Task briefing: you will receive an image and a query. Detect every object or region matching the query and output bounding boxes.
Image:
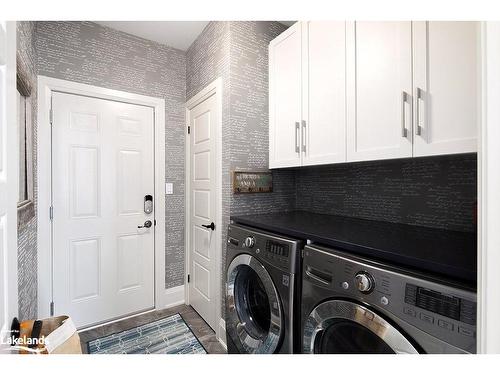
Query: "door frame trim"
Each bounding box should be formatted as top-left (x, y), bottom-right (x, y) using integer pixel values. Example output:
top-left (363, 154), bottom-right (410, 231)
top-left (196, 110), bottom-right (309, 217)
top-left (0, 21), bottom-right (18, 351)
top-left (184, 78), bottom-right (223, 338)
top-left (37, 76), bottom-right (167, 319)
top-left (478, 21), bottom-right (500, 353)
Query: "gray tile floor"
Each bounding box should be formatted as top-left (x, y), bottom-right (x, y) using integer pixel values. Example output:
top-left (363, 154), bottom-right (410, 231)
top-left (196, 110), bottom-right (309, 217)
top-left (78, 304), bottom-right (226, 354)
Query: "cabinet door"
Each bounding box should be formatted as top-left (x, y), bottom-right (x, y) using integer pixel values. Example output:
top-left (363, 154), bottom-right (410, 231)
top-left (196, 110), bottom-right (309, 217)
top-left (302, 21), bottom-right (346, 166)
top-left (346, 21), bottom-right (413, 162)
top-left (413, 21), bottom-right (479, 157)
top-left (269, 22), bottom-right (302, 168)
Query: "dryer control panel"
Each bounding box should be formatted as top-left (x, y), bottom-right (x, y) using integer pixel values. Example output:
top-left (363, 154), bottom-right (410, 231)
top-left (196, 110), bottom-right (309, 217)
top-left (303, 244), bottom-right (477, 353)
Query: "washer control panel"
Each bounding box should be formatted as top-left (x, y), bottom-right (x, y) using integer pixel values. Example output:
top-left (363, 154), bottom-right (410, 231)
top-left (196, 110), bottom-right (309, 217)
top-left (303, 244), bottom-right (477, 353)
top-left (227, 224), bottom-right (302, 273)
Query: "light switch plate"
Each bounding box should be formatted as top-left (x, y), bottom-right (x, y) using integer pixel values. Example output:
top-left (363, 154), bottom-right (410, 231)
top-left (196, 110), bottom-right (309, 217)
top-left (165, 183), bottom-right (173, 195)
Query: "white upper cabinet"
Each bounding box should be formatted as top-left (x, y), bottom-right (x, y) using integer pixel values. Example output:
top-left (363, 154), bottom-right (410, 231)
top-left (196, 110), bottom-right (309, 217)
top-left (269, 21), bottom-right (479, 169)
top-left (413, 21), bottom-right (479, 157)
top-left (302, 21), bottom-right (346, 166)
top-left (269, 22), bottom-right (302, 168)
top-left (269, 21), bottom-right (346, 168)
top-left (346, 21), bottom-right (413, 162)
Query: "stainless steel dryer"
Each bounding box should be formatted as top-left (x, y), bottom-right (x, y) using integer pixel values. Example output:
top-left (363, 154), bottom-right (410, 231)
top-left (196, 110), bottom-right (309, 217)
top-left (301, 244), bottom-right (477, 354)
top-left (225, 224), bottom-right (302, 353)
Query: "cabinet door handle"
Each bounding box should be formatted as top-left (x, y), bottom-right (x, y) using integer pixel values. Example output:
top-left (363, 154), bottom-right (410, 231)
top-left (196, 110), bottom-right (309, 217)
top-left (401, 91), bottom-right (409, 138)
top-left (415, 87), bottom-right (423, 136)
top-left (295, 121), bottom-right (300, 153)
top-left (301, 120), bottom-right (307, 153)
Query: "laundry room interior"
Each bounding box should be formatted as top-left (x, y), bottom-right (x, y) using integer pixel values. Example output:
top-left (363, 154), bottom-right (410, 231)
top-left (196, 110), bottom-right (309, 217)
top-left (2, 5), bottom-right (500, 362)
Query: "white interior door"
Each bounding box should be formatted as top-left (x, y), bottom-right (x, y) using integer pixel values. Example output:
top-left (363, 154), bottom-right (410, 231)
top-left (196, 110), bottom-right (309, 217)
top-left (346, 21), bottom-right (413, 162)
top-left (269, 22), bottom-right (303, 168)
top-left (413, 21), bottom-right (479, 157)
top-left (302, 21), bottom-right (346, 166)
top-left (188, 93), bottom-right (217, 330)
top-left (52, 92), bottom-right (155, 328)
top-left (0, 21), bottom-right (18, 351)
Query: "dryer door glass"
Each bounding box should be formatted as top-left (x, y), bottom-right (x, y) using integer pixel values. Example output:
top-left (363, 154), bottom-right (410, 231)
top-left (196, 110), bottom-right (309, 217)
top-left (314, 320), bottom-right (394, 354)
top-left (303, 300), bottom-right (418, 354)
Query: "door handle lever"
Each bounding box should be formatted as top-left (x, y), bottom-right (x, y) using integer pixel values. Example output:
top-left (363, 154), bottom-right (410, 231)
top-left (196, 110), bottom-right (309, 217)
top-left (138, 220), bottom-right (153, 229)
top-left (202, 222), bottom-right (215, 231)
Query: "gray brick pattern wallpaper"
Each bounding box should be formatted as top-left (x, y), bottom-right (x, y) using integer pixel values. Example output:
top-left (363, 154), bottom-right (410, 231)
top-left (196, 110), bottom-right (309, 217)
top-left (17, 21), bottom-right (38, 320)
top-left (229, 22), bottom-right (295, 218)
top-left (186, 21), bottom-right (294, 319)
top-left (35, 21), bottom-right (187, 289)
top-left (295, 154), bottom-right (477, 233)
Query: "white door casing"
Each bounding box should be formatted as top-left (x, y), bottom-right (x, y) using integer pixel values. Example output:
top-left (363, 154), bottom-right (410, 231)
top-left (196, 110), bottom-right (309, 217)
top-left (346, 21), bottom-right (413, 162)
top-left (269, 22), bottom-right (303, 168)
top-left (52, 92), bottom-right (155, 328)
top-left (187, 93), bottom-right (218, 330)
top-left (37, 76), bottom-right (166, 326)
top-left (302, 21), bottom-right (346, 166)
top-left (0, 21), bottom-right (18, 352)
top-left (478, 21), bottom-right (500, 354)
top-left (413, 21), bottom-right (479, 157)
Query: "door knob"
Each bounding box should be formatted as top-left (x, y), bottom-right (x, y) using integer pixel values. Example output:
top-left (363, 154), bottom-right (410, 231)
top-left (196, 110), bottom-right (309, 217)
top-left (202, 222), bottom-right (215, 231)
top-left (138, 220), bottom-right (153, 229)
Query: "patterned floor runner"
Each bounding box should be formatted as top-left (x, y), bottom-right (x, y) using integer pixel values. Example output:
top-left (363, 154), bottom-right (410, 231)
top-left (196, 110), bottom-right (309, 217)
top-left (87, 313), bottom-right (206, 354)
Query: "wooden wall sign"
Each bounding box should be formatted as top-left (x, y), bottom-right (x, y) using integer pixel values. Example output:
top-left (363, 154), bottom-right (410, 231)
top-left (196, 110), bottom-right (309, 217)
top-left (232, 171), bottom-right (273, 194)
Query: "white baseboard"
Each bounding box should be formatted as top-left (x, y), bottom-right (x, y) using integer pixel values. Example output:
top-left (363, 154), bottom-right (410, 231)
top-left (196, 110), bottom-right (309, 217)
top-left (162, 285), bottom-right (185, 309)
top-left (217, 318), bottom-right (227, 349)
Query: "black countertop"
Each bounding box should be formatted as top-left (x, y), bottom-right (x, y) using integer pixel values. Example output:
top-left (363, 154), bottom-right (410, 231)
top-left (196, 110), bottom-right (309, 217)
top-left (230, 211), bottom-right (477, 286)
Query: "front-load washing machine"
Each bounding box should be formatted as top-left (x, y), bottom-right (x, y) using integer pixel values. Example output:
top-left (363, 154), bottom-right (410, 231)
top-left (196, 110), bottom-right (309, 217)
top-left (225, 224), bottom-right (302, 353)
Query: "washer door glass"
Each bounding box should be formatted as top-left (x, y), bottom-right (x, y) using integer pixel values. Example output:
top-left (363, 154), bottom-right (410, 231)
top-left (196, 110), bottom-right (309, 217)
top-left (313, 319), bottom-right (394, 354)
top-left (303, 300), bottom-right (418, 354)
top-left (226, 254), bottom-right (283, 353)
top-left (234, 265), bottom-right (271, 340)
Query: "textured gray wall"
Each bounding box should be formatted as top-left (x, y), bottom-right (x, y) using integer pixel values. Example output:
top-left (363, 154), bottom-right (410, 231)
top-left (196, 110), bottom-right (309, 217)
top-left (295, 154), bottom-right (477, 233)
top-left (17, 21), bottom-right (38, 321)
top-left (186, 21), bottom-right (294, 319)
top-left (35, 21), bottom-right (187, 289)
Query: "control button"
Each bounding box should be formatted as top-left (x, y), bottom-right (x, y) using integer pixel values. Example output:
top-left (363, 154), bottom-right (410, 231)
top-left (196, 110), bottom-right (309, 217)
top-left (403, 307), bottom-right (416, 317)
top-left (438, 320), bottom-right (454, 331)
top-left (419, 313), bottom-right (434, 324)
top-left (354, 271), bottom-right (375, 294)
top-left (244, 236), bottom-right (255, 248)
top-left (255, 248), bottom-right (260, 254)
top-left (458, 326), bottom-right (475, 337)
top-left (341, 282), bottom-right (349, 290)
top-left (380, 296), bottom-right (389, 306)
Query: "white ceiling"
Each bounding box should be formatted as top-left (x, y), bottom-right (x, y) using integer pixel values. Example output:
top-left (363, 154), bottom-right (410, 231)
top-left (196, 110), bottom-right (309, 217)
top-left (95, 21), bottom-right (295, 51)
top-left (95, 21), bottom-right (210, 51)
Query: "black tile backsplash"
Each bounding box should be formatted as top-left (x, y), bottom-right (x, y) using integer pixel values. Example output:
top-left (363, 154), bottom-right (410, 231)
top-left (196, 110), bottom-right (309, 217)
top-left (294, 154), bottom-right (477, 233)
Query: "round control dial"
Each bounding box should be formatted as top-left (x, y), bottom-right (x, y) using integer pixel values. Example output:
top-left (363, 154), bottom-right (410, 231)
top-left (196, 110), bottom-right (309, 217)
top-left (354, 271), bottom-right (375, 294)
top-left (244, 236), bottom-right (255, 248)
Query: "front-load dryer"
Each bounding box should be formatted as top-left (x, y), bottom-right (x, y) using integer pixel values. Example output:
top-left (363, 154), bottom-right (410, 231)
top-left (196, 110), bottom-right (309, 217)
top-left (301, 244), bottom-right (476, 354)
top-left (225, 224), bottom-right (302, 353)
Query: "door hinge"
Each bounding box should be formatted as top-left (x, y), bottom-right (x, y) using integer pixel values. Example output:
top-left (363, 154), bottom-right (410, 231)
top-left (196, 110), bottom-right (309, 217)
top-left (49, 206), bottom-right (54, 221)
top-left (49, 301), bottom-right (54, 316)
top-left (49, 106), bottom-right (53, 125)
top-left (187, 126), bottom-right (191, 134)
top-left (187, 274), bottom-right (190, 283)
